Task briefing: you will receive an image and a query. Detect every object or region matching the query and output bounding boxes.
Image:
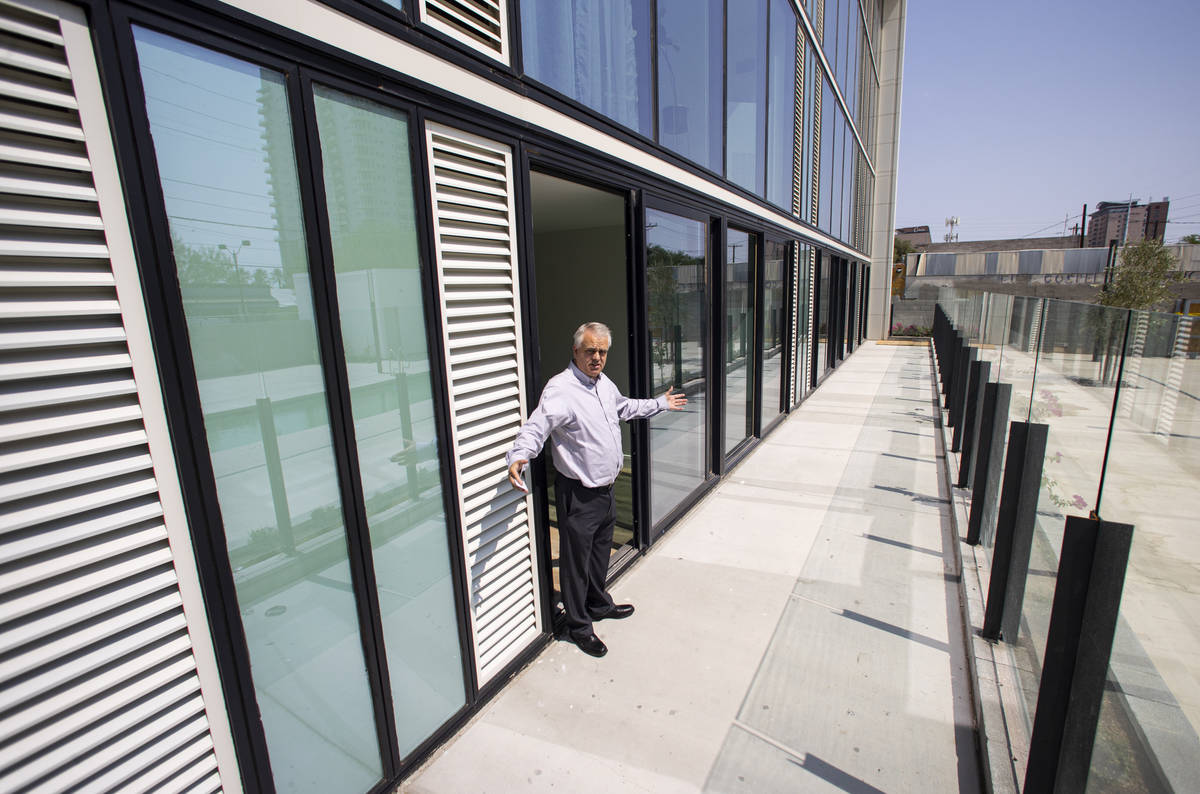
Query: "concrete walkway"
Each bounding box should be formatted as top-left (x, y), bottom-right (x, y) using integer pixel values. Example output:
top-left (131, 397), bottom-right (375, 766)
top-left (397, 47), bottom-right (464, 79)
top-left (406, 342), bottom-right (983, 793)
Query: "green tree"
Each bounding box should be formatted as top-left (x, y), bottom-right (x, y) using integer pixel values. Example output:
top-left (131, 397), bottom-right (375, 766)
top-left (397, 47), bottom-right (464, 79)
top-left (170, 231), bottom-right (237, 286)
top-left (893, 236), bottom-right (916, 263)
top-left (1180, 233), bottom-right (1200, 245)
top-left (1099, 239), bottom-right (1183, 310)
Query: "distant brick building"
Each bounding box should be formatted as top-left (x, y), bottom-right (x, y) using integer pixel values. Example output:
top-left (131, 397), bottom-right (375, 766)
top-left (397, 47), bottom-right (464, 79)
top-left (1087, 199), bottom-right (1169, 247)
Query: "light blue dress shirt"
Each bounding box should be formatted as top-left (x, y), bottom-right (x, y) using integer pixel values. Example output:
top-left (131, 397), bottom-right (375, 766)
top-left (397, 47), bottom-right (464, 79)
top-left (507, 361), bottom-right (668, 488)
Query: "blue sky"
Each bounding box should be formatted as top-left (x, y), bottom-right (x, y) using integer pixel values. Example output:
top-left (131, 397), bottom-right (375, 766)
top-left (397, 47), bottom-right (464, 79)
top-left (894, 0), bottom-right (1200, 243)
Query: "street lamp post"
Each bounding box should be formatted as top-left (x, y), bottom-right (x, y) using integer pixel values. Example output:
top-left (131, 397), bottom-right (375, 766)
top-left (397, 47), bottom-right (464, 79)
top-left (218, 239), bottom-right (252, 316)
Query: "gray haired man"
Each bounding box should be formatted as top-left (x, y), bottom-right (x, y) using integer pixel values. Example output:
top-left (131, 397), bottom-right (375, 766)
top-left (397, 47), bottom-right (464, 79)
top-left (506, 322), bottom-right (687, 657)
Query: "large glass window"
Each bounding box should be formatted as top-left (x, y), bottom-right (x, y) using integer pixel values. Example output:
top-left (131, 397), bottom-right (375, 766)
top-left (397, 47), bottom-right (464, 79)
top-left (646, 208), bottom-right (708, 526)
top-left (724, 228), bottom-right (756, 456)
top-left (311, 86), bottom-right (465, 759)
top-left (726, 0), bottom-right (768, 194)
top-left (657, 0), bottom-right (723, 173)
top-left (520, 0), bottom-right (653, 138)
top-left (831, 108), bottom-right (844, 242)
top-left (762, 239), bottom-right (787, 426)
top-left (766, 0), bottom-right (796, 210)
top-left (134, 29), bottom-right (382, 792)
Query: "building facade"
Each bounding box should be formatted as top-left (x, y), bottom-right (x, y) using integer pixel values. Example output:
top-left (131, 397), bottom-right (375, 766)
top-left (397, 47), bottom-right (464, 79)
top-left (1087, 198), bottom-right (1169, 247)
top-left (0, 0), bottom-right (906, 790)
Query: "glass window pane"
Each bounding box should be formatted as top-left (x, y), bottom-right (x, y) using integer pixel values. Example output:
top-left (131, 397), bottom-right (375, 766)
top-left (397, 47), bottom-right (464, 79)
top-left (657, 0), bottom-right (724, 173)
top-left (766, 0), bottom-right (796, 209)
top-left (133, 28), bottom-right (382, 792)
top-left (646, 209), bottom-right (708, 526)
top-left (762, 240), bottom-right (787, 426)
top-left (725, 229), bottom-right (755, 454)
top-left (726, 0), bottom-right (768, 194)
top-left (312, 85), bottom-right (466, 758)
top-left (520, 0), bottom-right (653, 137)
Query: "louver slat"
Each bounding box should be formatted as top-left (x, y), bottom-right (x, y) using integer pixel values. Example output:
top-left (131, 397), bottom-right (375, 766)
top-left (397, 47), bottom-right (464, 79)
top-left (0, 2), bottom-right (227, 790)
top-left (425, 122), bottom-right (540, 685)
top-left (419, 0), bottom-right (508, 64)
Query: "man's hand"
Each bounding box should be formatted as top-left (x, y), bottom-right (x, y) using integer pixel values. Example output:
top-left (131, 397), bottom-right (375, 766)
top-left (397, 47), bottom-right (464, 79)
top-left (664, 386), bottom-right (688, 410)
top-left (508, 459), bottom-right (529, 492)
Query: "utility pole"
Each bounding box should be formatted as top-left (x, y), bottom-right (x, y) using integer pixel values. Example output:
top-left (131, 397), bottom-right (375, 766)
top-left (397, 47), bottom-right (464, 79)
top-left (1080, 204), bottom-right (1087, 247)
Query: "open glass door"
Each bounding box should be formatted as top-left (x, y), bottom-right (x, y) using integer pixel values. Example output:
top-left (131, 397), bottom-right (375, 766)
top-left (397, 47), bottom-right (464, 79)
top-left (527, 171), bottom-right (637, 611)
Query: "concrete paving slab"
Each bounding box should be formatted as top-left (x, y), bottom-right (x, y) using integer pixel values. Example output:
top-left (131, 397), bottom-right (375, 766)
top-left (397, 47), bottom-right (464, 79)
top-left (404, 343), bottom-right (982, 793)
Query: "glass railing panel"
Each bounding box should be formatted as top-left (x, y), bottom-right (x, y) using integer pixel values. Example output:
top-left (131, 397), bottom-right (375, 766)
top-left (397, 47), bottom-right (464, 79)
top-left (1010, 300), bottom-right (1128, 735)
top-left (1001, 296), bottom-right (1042, 423)
top-left (1088, 309), bottom-right (1200, 792)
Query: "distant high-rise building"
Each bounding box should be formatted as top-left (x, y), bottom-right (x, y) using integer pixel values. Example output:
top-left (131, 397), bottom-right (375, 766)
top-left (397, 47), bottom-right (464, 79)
top-left (1087, 199), bottom-right (1169, 247)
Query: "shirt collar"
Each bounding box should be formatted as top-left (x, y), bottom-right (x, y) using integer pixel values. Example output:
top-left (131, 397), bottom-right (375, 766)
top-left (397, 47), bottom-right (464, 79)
top-left (569, 360), bottom-right (599, 386)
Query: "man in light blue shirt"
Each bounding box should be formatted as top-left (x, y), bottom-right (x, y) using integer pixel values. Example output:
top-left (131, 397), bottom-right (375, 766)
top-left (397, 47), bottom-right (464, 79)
top-left (507, 322), bottom-right (686, 657)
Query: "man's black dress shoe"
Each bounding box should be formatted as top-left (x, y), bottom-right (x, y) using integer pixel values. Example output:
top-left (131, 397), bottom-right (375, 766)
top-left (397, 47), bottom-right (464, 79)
top-left (572, 633), bottom-right (608, 657)
top-left (591, 604), bottom-right (635, 620)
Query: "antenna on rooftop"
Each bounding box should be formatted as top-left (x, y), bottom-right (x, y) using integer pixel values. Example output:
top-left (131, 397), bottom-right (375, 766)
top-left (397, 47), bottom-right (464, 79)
top-left (943, 216), bottom-right (959, 243)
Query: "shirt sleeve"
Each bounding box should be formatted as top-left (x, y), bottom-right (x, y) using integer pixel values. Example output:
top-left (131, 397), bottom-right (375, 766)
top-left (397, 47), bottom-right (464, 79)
top-left (506, 390), bottom-right (568, 465)
top-left (615, 391), bottom-right (668, 421)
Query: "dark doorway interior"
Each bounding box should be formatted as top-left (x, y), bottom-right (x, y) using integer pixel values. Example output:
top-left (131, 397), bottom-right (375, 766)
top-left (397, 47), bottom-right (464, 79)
top-left (528, 171), bottom-right (634, 612)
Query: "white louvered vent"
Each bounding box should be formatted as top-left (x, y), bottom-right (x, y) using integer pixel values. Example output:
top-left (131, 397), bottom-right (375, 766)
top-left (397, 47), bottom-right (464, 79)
top-left (805, 247), bottom-right (815, 389)
top-left (0, 1), bottom-right (225, 791)
top-left (788, 244), bottom-right (798, 407)
top-left (423, 122), bottom-right (541, 685)
top-left (419, 0), bottom-right (509, 65)
top-left (810, 64), bottom-right (822, 227)
top-left (791, 22), bottom-right (803, 220)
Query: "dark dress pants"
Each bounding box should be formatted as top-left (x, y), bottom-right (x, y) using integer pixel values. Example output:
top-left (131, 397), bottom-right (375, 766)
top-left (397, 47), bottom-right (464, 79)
top-left (555, 474), bottom-right (617, 640)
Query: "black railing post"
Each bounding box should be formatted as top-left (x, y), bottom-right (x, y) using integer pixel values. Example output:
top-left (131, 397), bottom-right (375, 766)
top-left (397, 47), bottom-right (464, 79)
top-left (982, 421), bottom-right (1049, 640)
top-left (954, 358), bottom-right (988, 468)
top-left (1023, 516), bottom-right (1134, 793)
top-left (949, 345), bottom-right (976, 451)
top-left (957, 359), bottom-right (991, 487)
top-left (967, 382), bottom-right (1012, 545)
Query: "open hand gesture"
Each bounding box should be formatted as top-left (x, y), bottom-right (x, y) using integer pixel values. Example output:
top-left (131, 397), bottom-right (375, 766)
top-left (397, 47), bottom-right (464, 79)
top-left (664, 386), bottom-right (688, 410)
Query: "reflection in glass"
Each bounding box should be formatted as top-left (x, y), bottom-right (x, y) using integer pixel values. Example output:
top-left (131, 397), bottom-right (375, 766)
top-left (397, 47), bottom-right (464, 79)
top-left (646, 209), bottom-right (708, 526)
top-left (725, 229), bottom-right (756, 454)
top-left (657, 0), bottom-right (723, 173)
top-left (1096, 309), bottom-right (1200, 792)
top-left (134, 29), bottom-right (381, 792)
top-left (520, 0), bottom-right (653, 137)
top-left (766, 0), bottom-right (796, 209)
top-left (726, 0), bottom-right (767, 195)
top-left (762, 240), bottom-right (787, 426)
top-left (312, 86), bottom-right (465, 758)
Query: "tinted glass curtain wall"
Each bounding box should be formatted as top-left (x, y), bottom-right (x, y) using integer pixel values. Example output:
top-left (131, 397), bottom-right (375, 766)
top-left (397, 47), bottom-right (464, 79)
top-left (657, 0), bottom-right (723, 173)
top-left (725, 0), bottom-right (767, 195)
top-left (520, 0), bottom-right (653, 138)
top-left (133, 27), bottom-right (465, 791)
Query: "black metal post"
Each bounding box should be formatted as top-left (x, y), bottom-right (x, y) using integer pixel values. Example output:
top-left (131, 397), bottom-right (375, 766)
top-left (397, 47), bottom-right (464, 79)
top-left (256, 396), bottom-right (295, 554)
top-left (957, 359), bottom-right (991, 488)
top-left (1023, 516), bottom-right (1134, 793)
top-left (955, 359), bottom-right (984, 467)
top-left (982, 421), bottom-right (1049, 640)
top-left (967, 382), bottom-right (1012, 545)
top-left (949, 345), bottom-right (976, 450)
